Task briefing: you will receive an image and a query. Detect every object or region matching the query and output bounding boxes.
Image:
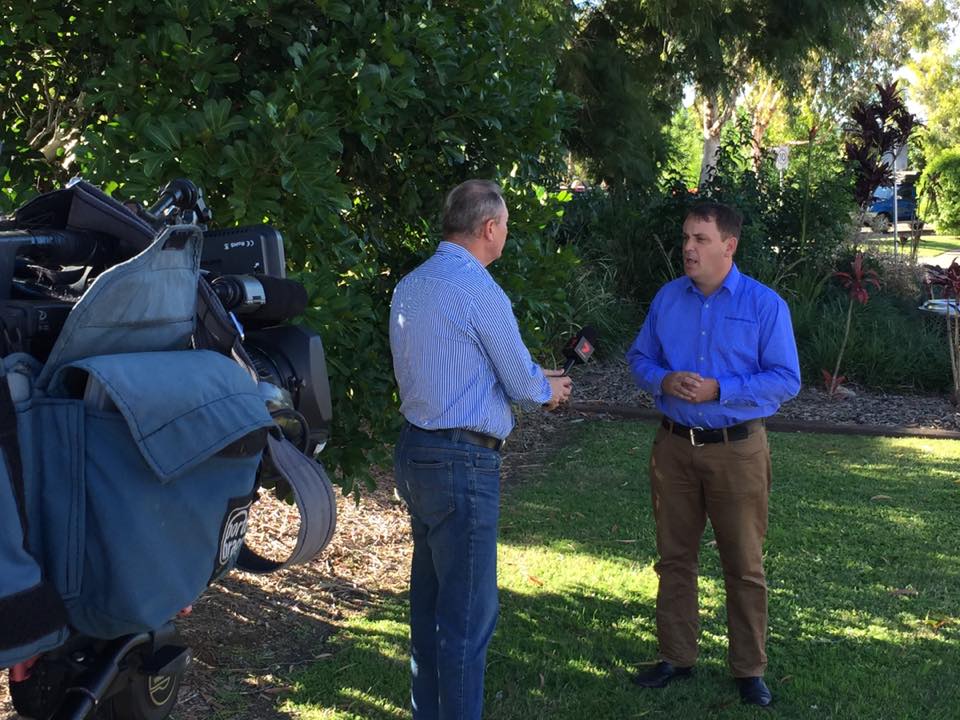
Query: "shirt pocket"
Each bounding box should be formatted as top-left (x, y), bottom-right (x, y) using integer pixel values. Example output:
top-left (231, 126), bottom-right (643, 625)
top-left (717, 316), bottom-right (761, 368)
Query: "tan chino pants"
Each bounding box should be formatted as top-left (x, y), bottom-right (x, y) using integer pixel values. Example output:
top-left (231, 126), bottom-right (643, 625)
top-left (648, 420), bottom-right (772, 677)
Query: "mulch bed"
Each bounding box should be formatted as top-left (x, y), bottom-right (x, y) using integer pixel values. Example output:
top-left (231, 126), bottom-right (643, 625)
top-left (3, 358), bottom-right (958, 719)
top-left (570, 359), bottom-right (960, 430)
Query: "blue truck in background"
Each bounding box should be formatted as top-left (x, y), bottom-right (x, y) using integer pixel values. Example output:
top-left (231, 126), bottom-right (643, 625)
top-left (864, 183), bottom-right (918, 232)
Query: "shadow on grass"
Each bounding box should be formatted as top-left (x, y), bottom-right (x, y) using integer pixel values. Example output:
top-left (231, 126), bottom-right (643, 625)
top-left (289, 424), bottom-right (960, 719)
top-left (288, 581), bottom-right (960, 720)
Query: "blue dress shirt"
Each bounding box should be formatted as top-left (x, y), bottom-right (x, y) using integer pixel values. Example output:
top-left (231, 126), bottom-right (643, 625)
top-left (389, 241), bottom-right (551, 439)
top-left (626, 264), bottom-right (801, 428)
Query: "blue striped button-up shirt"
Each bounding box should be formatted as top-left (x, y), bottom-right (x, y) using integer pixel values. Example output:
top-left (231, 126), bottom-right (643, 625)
top-left (389, 241), bottom-right (551, 439)
top-left (626, 264), bottom-right (801, 428)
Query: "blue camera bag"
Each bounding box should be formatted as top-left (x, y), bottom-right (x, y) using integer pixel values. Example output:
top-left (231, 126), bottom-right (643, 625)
top-left (18, 350), bottom-right (272, 640)
top-left (0, 189), bottom-right (275, 665)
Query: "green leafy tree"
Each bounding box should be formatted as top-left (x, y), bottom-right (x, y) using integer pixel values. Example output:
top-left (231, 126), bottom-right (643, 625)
top-left (559, 0), bottom-right (888, 188)
top-left (799, 0), bottom-right (957, 119)
top-left (688, 1), bottom-right (955, 197)
top-left (919, 148), bottom-right (960, 234)
top-left (558, 6), bottom-right (682, 187)
top-left (0, 0), bottom-right (576, 492)
top-left (909, 41), bottom-right (960, 158)
top-left (662, 105), bottom-right (702, 188)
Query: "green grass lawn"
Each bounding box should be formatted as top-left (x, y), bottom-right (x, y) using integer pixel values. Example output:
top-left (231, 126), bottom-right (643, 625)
top-left (867, 234), bottom-right (960, 257)
top-left (285, 422), bottom-right (960, 719)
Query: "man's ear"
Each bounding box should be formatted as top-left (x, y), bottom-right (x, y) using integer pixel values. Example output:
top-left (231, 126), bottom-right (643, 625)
top-left (481, 217), bottom-right (497, 242)
top-left (725, 235), bottom-right (739, 257)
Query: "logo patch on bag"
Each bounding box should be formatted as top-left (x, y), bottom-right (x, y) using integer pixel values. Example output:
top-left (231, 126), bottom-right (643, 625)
top-left (210, 495), bottom-right (253, 582)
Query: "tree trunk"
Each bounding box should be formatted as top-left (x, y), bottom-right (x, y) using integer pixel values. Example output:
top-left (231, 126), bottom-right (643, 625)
top-left (698, 90), bottom-right (734, 187)
top-left (699, 134), bottom-right (721, 187)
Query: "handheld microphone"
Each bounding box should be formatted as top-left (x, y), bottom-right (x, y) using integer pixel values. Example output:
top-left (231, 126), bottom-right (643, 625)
top-left (561, 325), bottom-right (598, 375)
top-left (211, 273), bottom-right (308, 327)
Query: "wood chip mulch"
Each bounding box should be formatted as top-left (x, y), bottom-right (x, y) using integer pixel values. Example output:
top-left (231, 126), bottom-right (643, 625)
top-left (571, 358), bottom-right (960, 431)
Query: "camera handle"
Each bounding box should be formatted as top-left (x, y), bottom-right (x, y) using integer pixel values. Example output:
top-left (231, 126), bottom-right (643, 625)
top-left (143, 179), bottom-right (212, 229)
top-left (0, 230), bottom-right (100, 300)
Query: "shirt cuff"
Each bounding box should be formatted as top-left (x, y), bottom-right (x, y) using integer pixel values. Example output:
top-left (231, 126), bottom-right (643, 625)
top-left (716, 376), bottom-right (754, 407)
top-left (650, 368), bottom-right (670, 397)
top-left (536, 374), bottom-right (552, 404)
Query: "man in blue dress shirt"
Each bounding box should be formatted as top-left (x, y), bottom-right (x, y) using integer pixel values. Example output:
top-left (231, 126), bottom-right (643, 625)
top-left (389, 179), bottom-right (573, 720)
top-left (625, 201), bottom-right (800, 707)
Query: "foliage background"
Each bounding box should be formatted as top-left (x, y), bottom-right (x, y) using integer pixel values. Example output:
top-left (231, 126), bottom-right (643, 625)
top-left (0, 0), bottom-right (580, 490)
top-left (3, 0), bottom-right (958, 492)
top-left (919, 148), bottom-right (960, 234)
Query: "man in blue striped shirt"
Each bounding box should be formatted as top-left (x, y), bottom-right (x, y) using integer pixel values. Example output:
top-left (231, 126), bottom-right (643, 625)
top-left (626, 201), bottom-right (800, 707)
top-left (389, 179), bottom-right (572, 720)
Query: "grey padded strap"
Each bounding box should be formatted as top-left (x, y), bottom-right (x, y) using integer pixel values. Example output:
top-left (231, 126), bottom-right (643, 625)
top-left (236, 432), bottom-right (337, 573)
top-left (37, 225), bottom-right (201, 392)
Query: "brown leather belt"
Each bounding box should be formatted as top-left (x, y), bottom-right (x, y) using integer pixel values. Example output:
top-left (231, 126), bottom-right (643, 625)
top-left (661, 417), bottom-right (758, 446)
top-left (411, 424), bottom-right (504, 451)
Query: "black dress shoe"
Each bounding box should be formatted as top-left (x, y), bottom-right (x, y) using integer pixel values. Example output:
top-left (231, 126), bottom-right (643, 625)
top-left (631, 661), bottom-right (693, 688)
top-left (736, 676), bottom-right (772, 706)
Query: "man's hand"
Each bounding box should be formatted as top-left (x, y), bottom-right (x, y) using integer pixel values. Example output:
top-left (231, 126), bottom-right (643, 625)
top-left (544, 373), bottom-right (573, 410)
top-left (689, 377), bottom-right (719, 403)
top-left (661, 371), bottom-right (700, 401)
top-left (661, 372), bottom-right (719, 403)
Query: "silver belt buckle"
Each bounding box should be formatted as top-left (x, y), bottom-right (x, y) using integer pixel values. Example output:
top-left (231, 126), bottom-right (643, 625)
top-left (690, 426), bottom-right (704, 447)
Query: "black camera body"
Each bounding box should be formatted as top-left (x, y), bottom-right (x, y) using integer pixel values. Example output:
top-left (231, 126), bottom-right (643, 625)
top-left (200, 225), bottom-right (332, 454)
top-left (0, 198), bottom-right (332, 454)
top-left (0, 298), bottom-right (72, 359)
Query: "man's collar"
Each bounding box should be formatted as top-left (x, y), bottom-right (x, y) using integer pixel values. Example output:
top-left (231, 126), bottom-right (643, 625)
top-left (437, 240), bottom-right (485, 268)
top-left (684, 263), bottom-right (741, 296)
top-left (721, 263), bottom-right (742, 294)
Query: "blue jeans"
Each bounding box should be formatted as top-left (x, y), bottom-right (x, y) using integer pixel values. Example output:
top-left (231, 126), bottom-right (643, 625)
top-left (393, 423), bottom-right (502, 720)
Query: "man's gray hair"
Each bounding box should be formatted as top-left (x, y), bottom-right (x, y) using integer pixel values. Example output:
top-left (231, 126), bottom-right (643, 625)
top-left (442, 180), bottom-right (505, 239)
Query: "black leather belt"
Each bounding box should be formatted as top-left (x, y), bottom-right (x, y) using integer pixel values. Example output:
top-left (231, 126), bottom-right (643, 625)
top-left (411, 424), bottom-right (504, 451)
top-left (661, 417), bottom-right (756, 446)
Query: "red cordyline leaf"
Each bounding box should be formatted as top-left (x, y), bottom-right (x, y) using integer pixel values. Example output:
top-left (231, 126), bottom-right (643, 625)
top-left (926, 259), bottom-right (960, 298)
top-left (834, 252), bottom-right (880, 304)
top-left (821, 369), bottom-right (846, 391)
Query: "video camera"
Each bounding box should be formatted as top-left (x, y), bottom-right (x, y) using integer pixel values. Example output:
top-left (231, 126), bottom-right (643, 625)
top-left (0, 178), bottom-right (331, 454)
top-left (0, 178), bottom-right (336, 720)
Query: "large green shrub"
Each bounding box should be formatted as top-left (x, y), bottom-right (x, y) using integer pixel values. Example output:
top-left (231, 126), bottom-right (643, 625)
top-left (561, 117), bottom-right (857, 315)
top-left (919, 148), bottom-right (960, 234)
top-left (787, 248), bottom-right (950, 392)
top-left (0, 0), bottom-right (576, 491)
top-left (556, 181), bottom-right (689, 307)
top-left (701, 117), bottom-right (857, 292)
top-left (791, 290), bottom-right (950, 392)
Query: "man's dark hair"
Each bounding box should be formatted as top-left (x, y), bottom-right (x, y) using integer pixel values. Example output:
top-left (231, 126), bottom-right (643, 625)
top-left (442, 180), bottom-right (505, 238)
top-left (685, 201), bottom-right (743, 239)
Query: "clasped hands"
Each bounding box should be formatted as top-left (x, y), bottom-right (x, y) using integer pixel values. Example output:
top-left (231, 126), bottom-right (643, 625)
top-left (543, 368), bottom-right (572, 410)
top-left (661, 371), bottom-right (719, 404)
